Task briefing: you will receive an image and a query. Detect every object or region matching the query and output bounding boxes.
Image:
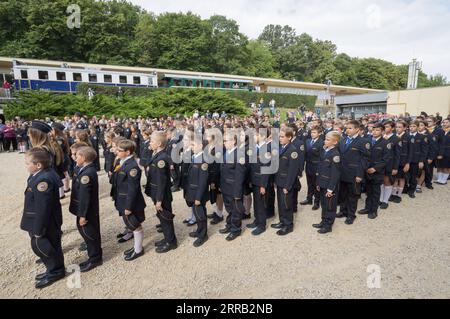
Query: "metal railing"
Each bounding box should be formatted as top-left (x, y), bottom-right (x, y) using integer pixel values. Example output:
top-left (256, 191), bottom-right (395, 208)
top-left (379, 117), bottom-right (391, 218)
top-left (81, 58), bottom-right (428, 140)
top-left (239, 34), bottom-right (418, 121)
top-left (0, 88), bottom-right (14, 99)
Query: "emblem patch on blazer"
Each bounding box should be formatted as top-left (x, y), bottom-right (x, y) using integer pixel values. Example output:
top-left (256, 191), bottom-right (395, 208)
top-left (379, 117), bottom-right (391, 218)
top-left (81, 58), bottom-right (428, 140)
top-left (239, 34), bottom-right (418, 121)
top-left (157, 160), bottom-right (165, 168)
top-left (129, 169), bottom-right (138, 177)
top-left (37, 182), bottom-right (48, 192)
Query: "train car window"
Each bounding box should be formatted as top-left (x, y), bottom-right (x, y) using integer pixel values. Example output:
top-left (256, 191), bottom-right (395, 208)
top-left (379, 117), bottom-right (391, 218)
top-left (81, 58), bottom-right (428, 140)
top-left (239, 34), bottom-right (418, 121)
top-left (0, 74), bottom-right (4, 82)
top-left (73, 73), bottom-right (82, 81)
top-left (119, 75), bottom-right (127, 84)
top-left (133, 76), bottom-right (141, 85)
top-left (104, 74), bottom-right (112, 83)
top-left (89, 74), bottom-right (97, 82)
top-left (56, 72), bottom-right (66, 81)
top-left (38, 71), bottom-right (49, 80)
top-left (21, 70), bottom-right (28, 79)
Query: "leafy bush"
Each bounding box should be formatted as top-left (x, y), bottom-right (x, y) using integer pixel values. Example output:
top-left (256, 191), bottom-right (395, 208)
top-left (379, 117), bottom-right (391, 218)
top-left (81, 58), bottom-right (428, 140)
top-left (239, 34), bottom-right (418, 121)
top-left (77, 84), bottom-right (317, 109)
top-left (5, 89), bottom-right (249, 120)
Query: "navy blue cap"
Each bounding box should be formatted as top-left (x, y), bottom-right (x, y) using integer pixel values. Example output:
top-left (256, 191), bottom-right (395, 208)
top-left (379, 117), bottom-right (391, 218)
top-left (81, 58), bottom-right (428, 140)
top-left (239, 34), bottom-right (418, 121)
top-left (31, 120), bottom-right (52, 134)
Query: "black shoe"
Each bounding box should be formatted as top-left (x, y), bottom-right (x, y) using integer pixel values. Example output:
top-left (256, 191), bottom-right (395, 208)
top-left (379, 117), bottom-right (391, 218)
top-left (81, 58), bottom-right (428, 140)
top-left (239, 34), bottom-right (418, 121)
top-left (336, 212), bottom-right (346, 218)
top-left (118, 234), bottom-right (134, 243)
top-left (408, 193), bottom-right (416, 199)
top-left (156, 224), bottom-right (162, 228)
top-left (300, 200), bottom-right (312, 205)
top-left (368, 213), bottom-right (378, 219)
top-left (80, 260), bottom-right (103, 273)
top-left (187, 220), bottom-right (197, 227)
top-left (154, 239), bottom-right (166, 247)
top-left (219, 227), bottom-right (231, 234)
top-left (392, 195), bottom-right (402, 203)
top-left (226, 232), bottom-right (241, 241)
top-left (345, 218), bottom-right (355, 225)
top-left (246, 222), bottom-right (258, 229)
top-left (59, 195), bottom-right (66, 200)
top-left (358, 208), bottom-right (369, 215)
top-left (210, 215), bottom-right (224, 225)
top-left (318, 228), bottom-right (332, 234)
top-left (123, 247), bottom-right (134, 256)
top-left (157, 228), bottom-right (163, 233)
top-left (35, 258), bottom-right (43, 264)
top-left (252, 227), bottom-right (266, 236)
top-left (183, 218), bottom-right (190, 224)
top-left (116, 233), bottom-right (125, 239)
top-left (193, 236), bottom-right (208, 247)
top-left (271, 222), bottom-right (284, 229)
top-left (79, 242), bottom-right (87, 252)
top-left (207, 212), bottom-right (216, 219)
top-left (124, 249), bottom-right (144, 261)
top-left (35, 272), bottom-right (47, 281)
top-left (170, 186), bottom-right (180, 192)
top-left (379, 203), bottom-right (388, 210)
top-left (312, 223), bottom-right (323, 229)
top-left (426, 185), bottom-right (434, 190)
top-left (242, 213), bottom-right (252, 220)
top-left (312, 204), bottom-right (320, 211)
top-left (277, 226), bottom-right (294, 236)
top-left (156, 242), bottom-right (178, 253)
top-left (35, 273), bottom-right (65, 289)
top-left (64, 188), bottom-right (71, 193)
top-left (189, 232), bottom-right (198, 238)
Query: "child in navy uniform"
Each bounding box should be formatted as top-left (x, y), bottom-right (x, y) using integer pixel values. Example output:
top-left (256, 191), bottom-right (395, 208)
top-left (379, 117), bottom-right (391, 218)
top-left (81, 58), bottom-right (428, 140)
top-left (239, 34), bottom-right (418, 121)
top-left (113, 139), bottom-right (147, 261)
top-left (21, 148), bottom-right (65, 289)
top-left (69, 146), bottom-right (102, 272)
top-left (313, 131), bottom-right (341, 234)
top-left (301, 126), bottom-right (324, 210)
top-left (145, 131), bottom-right (178, 253)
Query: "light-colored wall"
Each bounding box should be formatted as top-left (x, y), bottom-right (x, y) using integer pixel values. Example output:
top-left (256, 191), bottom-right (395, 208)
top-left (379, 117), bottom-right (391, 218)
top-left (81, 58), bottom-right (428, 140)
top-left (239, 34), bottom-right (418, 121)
top-left (387, 86), bottom-right (450, 116)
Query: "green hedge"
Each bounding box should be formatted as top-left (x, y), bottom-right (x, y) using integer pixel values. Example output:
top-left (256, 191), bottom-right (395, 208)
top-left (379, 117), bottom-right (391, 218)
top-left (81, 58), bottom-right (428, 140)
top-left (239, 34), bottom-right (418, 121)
top-left (77, 84), bottom-right (317, 109)
top-left (4, 89), bottom-right (249, 120)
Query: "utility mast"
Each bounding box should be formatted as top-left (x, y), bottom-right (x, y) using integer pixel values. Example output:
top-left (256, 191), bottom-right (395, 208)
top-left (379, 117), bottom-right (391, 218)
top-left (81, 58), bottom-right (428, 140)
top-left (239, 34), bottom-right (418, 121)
top-left (407, 59), bottom-right (422, 90)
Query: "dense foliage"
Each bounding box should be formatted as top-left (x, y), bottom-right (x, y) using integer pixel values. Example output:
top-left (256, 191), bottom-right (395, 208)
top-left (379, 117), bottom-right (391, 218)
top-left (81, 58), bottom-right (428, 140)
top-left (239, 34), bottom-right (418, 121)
top-left (4, 89), bottom-right (251, 120)
top-left (1, 0), bottom-right (447, 90)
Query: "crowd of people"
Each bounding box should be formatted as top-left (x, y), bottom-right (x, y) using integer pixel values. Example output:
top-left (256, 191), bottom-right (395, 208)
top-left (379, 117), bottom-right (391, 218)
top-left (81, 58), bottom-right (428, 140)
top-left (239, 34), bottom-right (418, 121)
top-left (10, 108), bottom-right (450, 289)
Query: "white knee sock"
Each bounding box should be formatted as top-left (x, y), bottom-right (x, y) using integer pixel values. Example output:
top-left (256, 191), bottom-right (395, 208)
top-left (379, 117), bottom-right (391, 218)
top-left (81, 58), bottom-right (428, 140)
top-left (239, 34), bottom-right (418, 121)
top-left (133, 230), bottom-right (143, 254)
top-left (380, 184), bottom-right (385, 202)
top-left (392, 186), bottom-right (399, 196)
top-left (383, 186), bottom-right (393, 203)
top-left (441, 173), bottom-right (449, 183)
top-left (190, 208), bottom-right (197, 222)
top-left (122, 231), bottom-right (133, 240)
top-left (216, 205), bottom-right (223, 217)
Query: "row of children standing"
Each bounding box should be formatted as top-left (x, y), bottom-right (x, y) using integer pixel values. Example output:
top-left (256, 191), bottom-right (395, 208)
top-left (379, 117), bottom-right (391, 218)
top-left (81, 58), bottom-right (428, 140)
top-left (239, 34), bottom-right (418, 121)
top-left (21, 115), bottom-right (450, 289)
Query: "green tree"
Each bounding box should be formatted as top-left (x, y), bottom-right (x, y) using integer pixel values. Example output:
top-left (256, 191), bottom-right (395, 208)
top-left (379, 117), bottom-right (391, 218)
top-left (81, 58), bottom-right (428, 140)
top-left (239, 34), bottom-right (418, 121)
top-left (207, 15), bottom-right (249, 75)
top-left (241, 40), bottom-right (279, 78)
top-left (134, 12), bottom-right (214, 71)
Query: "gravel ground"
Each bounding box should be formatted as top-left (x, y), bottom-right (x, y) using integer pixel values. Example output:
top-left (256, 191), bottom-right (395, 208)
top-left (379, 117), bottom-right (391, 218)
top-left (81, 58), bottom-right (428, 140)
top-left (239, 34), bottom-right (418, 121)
top-left (1, 151), bottom-right (449, 299)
